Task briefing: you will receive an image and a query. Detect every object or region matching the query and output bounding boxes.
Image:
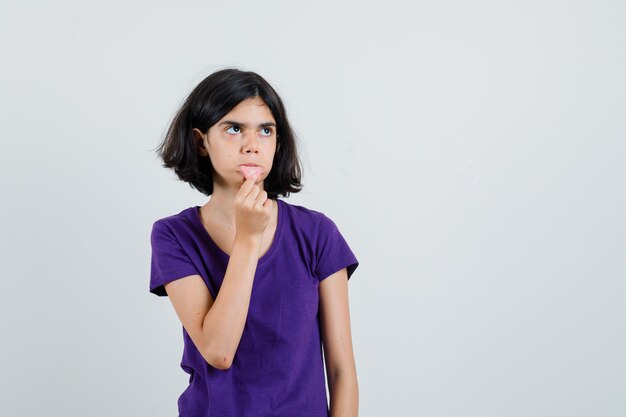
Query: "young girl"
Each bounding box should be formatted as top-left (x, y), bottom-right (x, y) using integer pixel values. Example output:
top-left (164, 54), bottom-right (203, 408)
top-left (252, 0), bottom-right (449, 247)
top-left (149, 68), bottom-right (359, 417)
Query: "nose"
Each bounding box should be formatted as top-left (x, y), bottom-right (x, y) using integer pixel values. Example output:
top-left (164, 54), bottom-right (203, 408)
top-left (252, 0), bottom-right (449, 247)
top-left (241, 130), bottom-right (260, 153)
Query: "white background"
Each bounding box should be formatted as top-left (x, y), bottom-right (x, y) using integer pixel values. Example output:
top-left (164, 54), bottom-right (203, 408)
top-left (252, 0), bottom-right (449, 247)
top-left (1, 1), bottom-right (625, 416)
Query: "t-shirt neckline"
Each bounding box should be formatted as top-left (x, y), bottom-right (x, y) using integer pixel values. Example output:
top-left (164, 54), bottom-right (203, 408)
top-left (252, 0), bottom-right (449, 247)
top-left (191, 198), bottom-right (284, 266)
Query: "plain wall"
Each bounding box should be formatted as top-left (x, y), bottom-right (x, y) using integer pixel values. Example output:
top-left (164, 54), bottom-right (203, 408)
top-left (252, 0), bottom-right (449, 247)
top-left (1, 0), bottom-right (624, 416)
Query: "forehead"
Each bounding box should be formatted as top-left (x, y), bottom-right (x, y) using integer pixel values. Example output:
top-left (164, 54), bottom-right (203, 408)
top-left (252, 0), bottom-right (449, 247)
top-left (224, 97), bottom-right (274, 121)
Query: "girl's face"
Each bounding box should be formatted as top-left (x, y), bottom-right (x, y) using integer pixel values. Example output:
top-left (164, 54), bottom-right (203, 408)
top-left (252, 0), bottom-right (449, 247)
top-left (193, 96), bottom-right (278, 190)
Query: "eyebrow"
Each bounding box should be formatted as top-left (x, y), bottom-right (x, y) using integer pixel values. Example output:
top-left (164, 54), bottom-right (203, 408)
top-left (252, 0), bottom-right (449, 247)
top-left (218, 120), bottom-right (276, 128)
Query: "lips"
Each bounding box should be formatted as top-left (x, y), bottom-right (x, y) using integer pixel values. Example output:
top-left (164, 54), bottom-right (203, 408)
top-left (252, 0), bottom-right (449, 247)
top-left (239, 165), bottom-right (263, 180)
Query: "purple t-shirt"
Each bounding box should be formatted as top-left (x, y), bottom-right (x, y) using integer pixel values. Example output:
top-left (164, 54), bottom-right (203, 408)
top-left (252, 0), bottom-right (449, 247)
top-left (149, 198), bottom-right (359, 417)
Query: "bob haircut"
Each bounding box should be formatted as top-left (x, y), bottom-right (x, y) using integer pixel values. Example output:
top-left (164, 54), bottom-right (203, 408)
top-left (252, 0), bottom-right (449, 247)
top-left (155, 68), bottom-right (303, 199)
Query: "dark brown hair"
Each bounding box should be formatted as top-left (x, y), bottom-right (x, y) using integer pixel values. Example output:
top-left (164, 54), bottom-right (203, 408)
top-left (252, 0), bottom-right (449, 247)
top-left (154, 68), bottom-right (303, 199)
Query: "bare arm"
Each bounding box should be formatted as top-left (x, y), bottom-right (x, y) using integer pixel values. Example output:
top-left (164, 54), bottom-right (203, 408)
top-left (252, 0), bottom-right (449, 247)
top-left (164, 174), bottom-right (272, 370)
top-left (319, 267), bottom-right (359, 417)
top-left (165, 234), bottom-right (262, 370)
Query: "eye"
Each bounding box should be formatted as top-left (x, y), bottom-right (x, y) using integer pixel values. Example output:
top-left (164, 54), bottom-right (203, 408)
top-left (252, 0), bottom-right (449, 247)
top-left (226, 126), bottom-right (241, 134)
top-left (260, 127), bottom-right (273, 136)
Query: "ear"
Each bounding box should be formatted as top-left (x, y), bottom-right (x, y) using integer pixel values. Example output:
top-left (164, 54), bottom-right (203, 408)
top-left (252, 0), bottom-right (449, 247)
top-left (192, 128), bottom-right (209, 157)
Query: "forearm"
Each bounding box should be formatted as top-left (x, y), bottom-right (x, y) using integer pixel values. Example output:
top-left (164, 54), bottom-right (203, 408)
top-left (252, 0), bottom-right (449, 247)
top-left (328, 371), bottom-right (359, 417)
top-left (201, 233), bottom-right (262, 368)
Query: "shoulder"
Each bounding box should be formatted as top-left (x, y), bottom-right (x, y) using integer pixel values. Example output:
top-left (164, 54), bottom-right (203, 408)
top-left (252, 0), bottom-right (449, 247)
top-left (151, 207), bottom-right (197, 238)
top-left (278, 199), bottom-right (333, 232)
top-left (278, 200), bottom-right (344, 252)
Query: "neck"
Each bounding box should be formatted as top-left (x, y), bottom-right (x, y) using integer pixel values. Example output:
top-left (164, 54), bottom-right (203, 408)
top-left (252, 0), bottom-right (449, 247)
top-left (202, 179), bottom-right (269, 229)
top-left (204, 191), bottom-right (237, 229)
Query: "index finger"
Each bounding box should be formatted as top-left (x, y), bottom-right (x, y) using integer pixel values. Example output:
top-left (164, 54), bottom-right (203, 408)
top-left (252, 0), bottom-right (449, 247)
top-left (237, 173), bottom-right (260, 196)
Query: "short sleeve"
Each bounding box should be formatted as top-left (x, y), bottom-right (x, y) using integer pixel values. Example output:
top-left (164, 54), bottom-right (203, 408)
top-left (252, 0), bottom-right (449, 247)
top-left (150, 221), bottom-right (200, 297)
top-left (314, 214), bottom-right (359, 282)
